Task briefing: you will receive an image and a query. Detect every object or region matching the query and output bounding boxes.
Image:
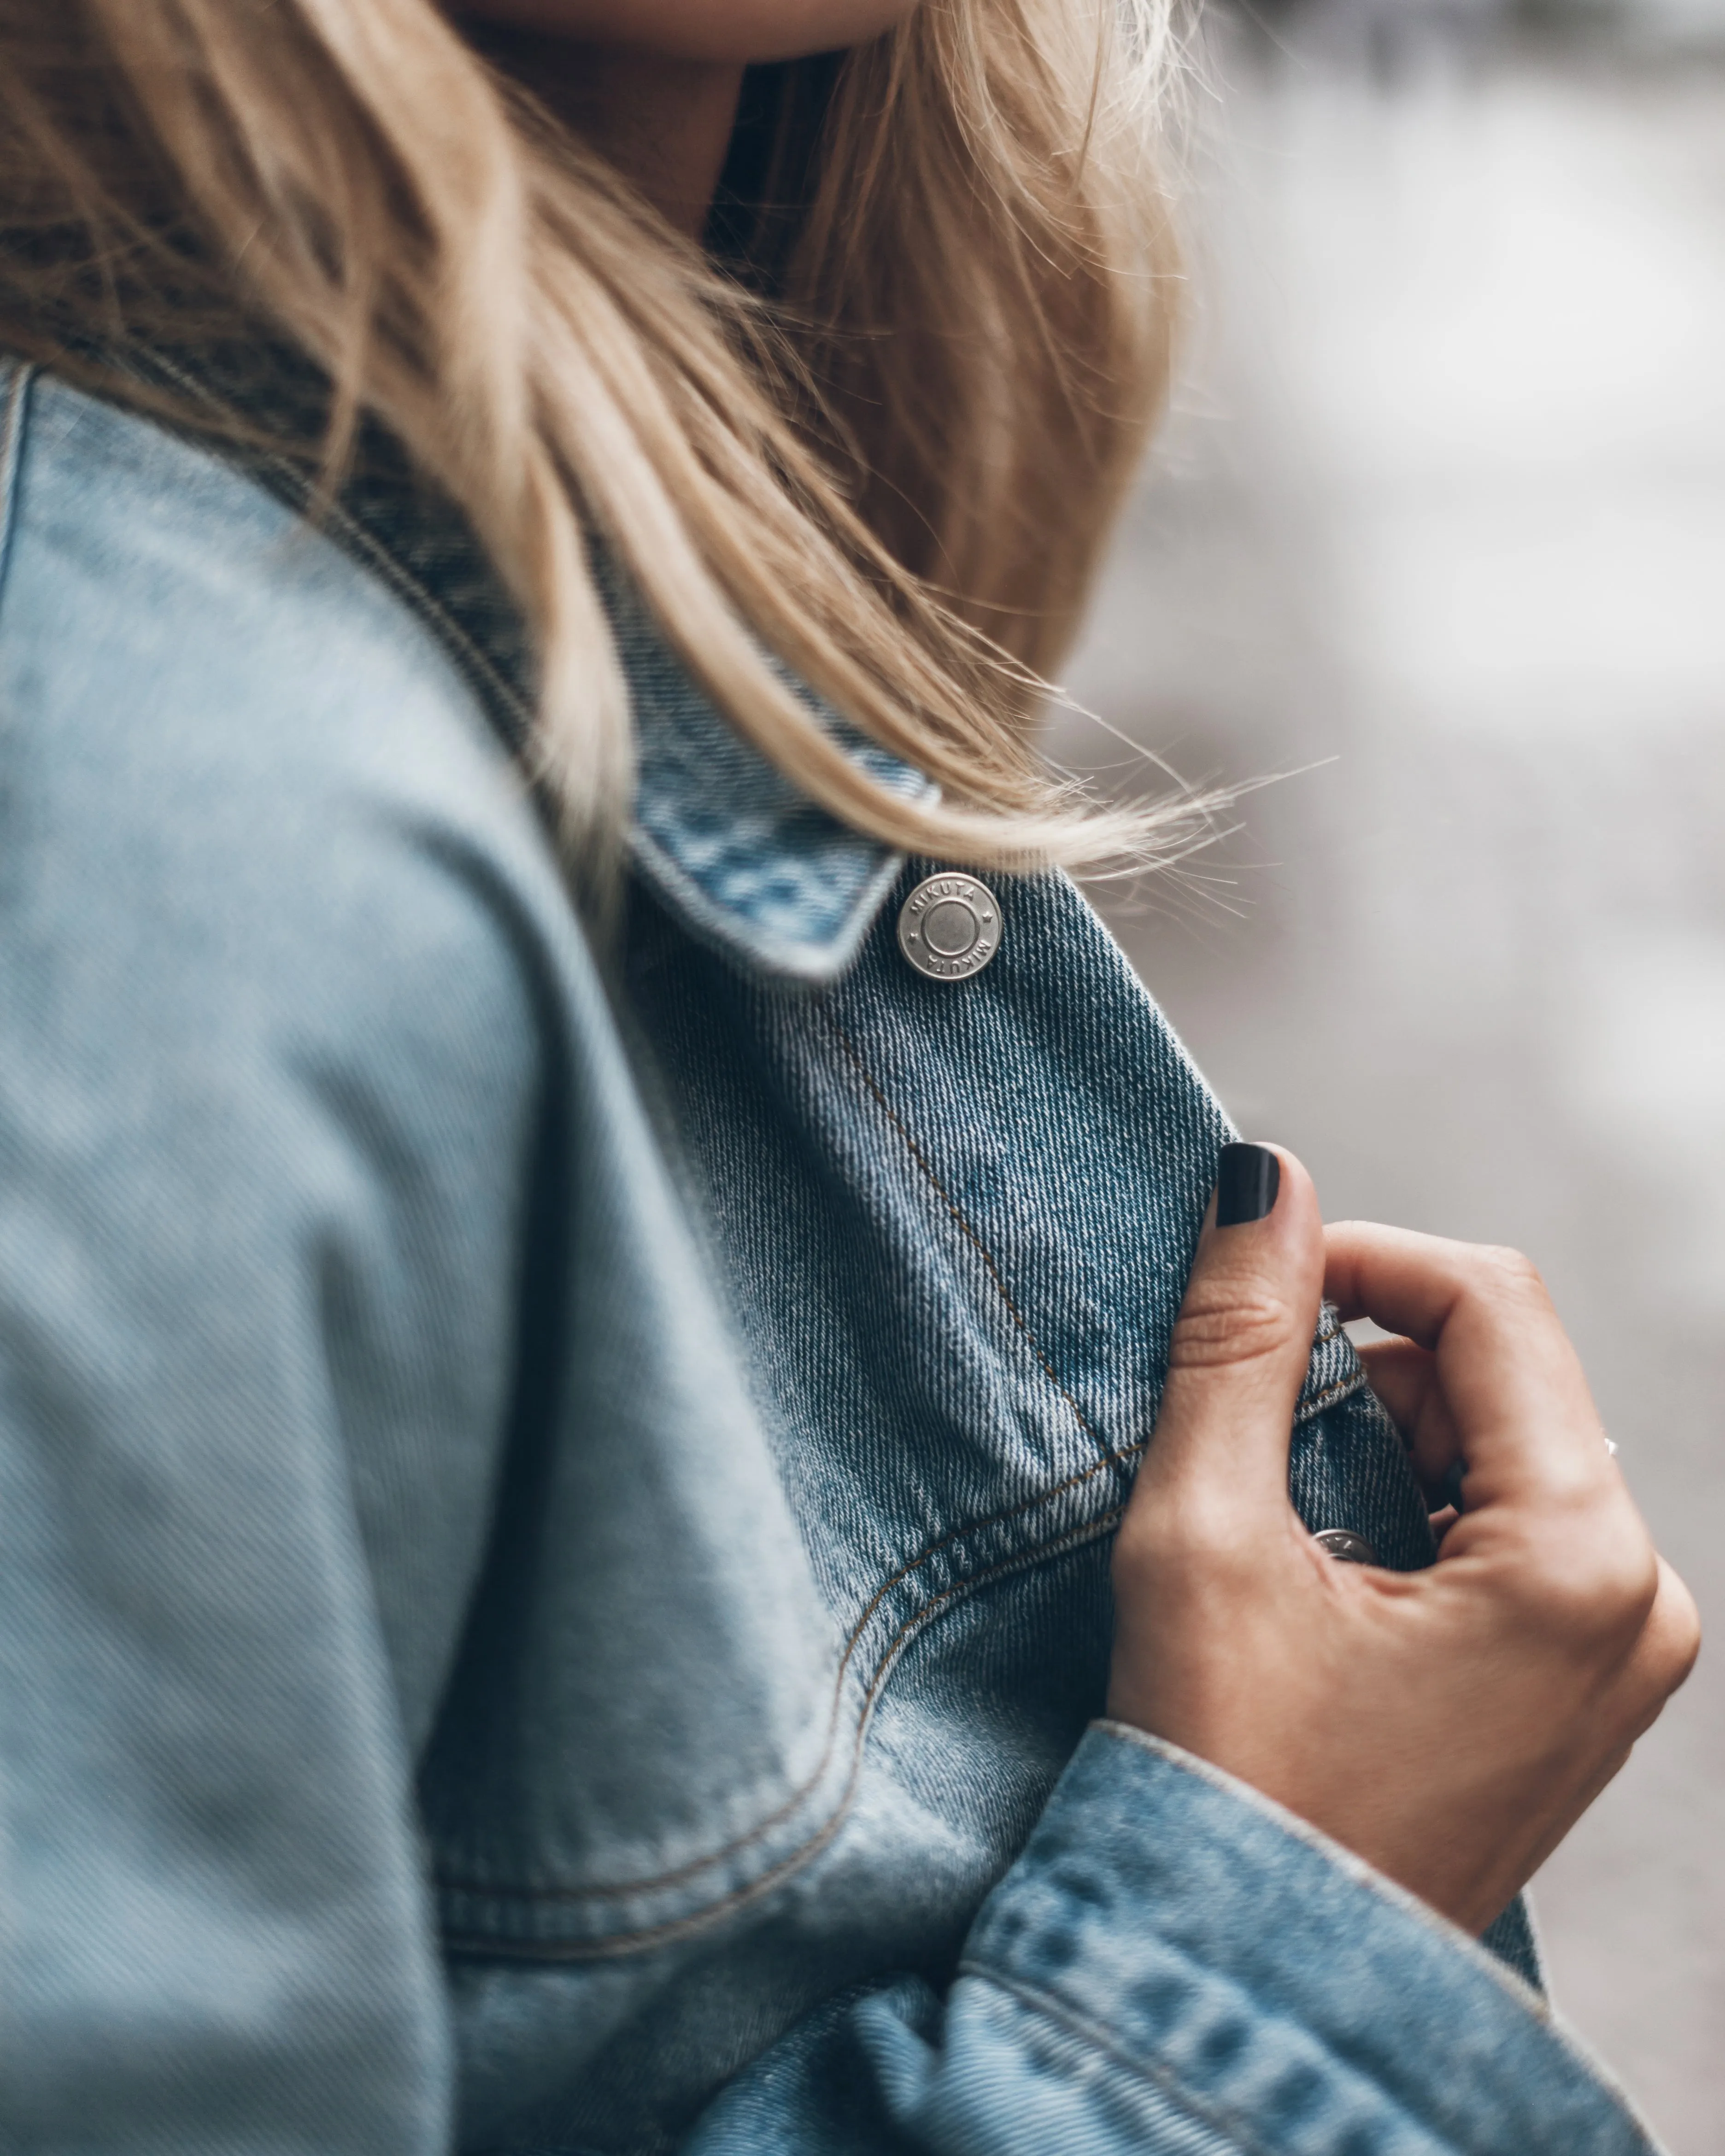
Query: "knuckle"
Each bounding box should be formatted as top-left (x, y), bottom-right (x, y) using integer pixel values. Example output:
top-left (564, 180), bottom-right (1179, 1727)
top-left (1592, 1552), bottom-right (1661, 1643)
top-left (1506, 1512), bottom-right (1658, 1650)
top-left (1654, 1627), bottom-right (1702, 1699)
top-left (1474, 1243), bottom-right (1548, 1302)
top-left (1114, 1489), bottom-right (1256, 1591)
top-left (1649, 1577), bottom-right (1702, 1693)
top-left (1168, 1282), bottom-right (1303, 1375)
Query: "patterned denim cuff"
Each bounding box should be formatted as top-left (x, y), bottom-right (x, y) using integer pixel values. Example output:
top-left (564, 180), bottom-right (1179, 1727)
top-left (959, 1722), bottom-right (1660, 2156)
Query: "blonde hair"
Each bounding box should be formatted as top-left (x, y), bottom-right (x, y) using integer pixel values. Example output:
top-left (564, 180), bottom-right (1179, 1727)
top-left (0, 0), bottom-right (1192, 885)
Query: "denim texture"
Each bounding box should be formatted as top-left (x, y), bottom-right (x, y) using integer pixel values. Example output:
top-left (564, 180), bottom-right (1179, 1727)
top-left (697, 1730), bottom-right (1650, 2156)
top-left (0, 356), bottom-right (1652, 2153)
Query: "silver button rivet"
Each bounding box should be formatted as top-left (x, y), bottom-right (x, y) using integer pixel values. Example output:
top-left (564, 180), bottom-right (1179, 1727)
top-left (1313, 1528), bottom-right (1378, 1565)
top-left (897, 873), bottom-right (1002, 982)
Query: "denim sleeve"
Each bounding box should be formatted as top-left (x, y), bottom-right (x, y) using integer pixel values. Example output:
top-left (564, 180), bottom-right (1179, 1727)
top-left (0, 827), bottom-right (547, 2151)
top-left (0, 371), bottom-right (565, 2143)
top-left (0, 821), bottom-right (551, 2150)
top-left (691, 1724), bottom-right (1663, 2155)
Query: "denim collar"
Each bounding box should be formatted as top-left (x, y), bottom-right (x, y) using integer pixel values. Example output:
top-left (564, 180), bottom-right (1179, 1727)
top-left (345, 518), bottom-right (931, 985)
top-left (129, 345), bottom-right (933, 986)
top-left (610, 581), bottom-right (935, 985)
top-left (329, 478), bottom-right (932, 986)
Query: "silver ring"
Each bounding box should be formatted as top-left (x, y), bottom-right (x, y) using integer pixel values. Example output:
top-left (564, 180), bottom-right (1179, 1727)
top-left (1313, 1527), bottom-right (1378, 1565)
top-left (1604, 1436), bottom-right (1619, 1459)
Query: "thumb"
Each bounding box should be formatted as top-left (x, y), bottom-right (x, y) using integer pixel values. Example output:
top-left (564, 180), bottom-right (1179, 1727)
top-left (1137, 1144), bottom-right (1326, 1524)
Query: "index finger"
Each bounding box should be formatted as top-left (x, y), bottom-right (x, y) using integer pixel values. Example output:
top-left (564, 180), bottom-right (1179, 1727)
top-left (1325, 1220), bottom-right (1609, 1506)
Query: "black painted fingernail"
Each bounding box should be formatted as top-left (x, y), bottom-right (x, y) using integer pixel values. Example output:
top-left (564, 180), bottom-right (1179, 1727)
top-left (1215, 1142), bottom-right (1280, 1227)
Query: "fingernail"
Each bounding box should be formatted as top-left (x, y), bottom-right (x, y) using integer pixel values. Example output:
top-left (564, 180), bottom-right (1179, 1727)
top-left (1215, 1142), bottom-right (1280, 1227)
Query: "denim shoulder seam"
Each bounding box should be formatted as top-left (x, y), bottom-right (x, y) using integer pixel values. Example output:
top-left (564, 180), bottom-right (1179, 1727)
top-left (0, 361), bottom-right (36, 628)
top-left (138, 351), bottom-right (536, 753)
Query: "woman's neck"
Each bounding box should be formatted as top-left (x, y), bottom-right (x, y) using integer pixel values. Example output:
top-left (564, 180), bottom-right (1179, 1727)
top-left (463, 27), bottom-right (745, 237)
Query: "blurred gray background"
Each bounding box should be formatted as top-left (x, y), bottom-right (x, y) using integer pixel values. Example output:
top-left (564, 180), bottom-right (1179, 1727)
top-left (1054, 2), bottom-right (1725, 2146)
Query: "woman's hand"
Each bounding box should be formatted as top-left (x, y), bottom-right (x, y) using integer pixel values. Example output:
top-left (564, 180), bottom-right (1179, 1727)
top-left (1107, 1144), bottom-right (1701, 1938)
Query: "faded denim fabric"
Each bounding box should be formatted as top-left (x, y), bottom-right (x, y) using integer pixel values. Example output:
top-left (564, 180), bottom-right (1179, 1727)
top-left (0, 356), bottom-right (1659, 2155)
top-left (694, 1730), bottom-right (1648, 2156)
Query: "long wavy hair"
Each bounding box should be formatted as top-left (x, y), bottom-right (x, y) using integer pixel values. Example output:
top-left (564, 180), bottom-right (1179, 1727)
top-left (0, 0), bottom-right (1193, 881)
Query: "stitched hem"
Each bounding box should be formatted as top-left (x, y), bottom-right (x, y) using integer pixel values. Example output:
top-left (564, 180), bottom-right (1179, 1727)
top-left (1007, 1726), bottom-right (1661, 2149)
top-left (1094, 1725), bottom-right (1552, 2017)
top-left (139, 352), bottom-right (920, 985)
top-left (956, 1964), bottom-right (1285, 2156)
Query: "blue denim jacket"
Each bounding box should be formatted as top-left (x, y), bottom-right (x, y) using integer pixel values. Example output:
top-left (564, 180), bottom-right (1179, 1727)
top-left (0, 356), bottom-right (1662, 2153)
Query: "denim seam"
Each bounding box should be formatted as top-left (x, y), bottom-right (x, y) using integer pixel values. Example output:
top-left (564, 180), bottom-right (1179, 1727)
top-left (0, 362), bottom-right (35, 625)
top-left (822, 1005), bottom-right (1114, 1464)
top-left (143, 362), bottom-right (1126, 1931)
top-left (1114, 1729), bottom-right (1646, 2127)
top-left (137, 351), bottom-right (540, 748)
top-left (969, 1825), bottom-right (1631, 2151)
top-left (1094, 1723), bottom-right (1559, 2027)
top-left (128, 356), bottom-right (902, 984)
top-left (1294, 1370), bottom-right (1365, 1424)
top-left (954, 1963), bottom-right (1285, 2156)
top-left (434, 1443), bottom-right (1145, 1908)
top-left (436, 1506), bottom-right (1127, 1959)
top-left (285, 466), bottom-right (890, 982)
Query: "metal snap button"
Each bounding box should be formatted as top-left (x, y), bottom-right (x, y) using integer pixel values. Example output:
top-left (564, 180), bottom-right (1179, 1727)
top-left (897, 873), bottom-right (1001, 982)
top-left (1313, 1528), bottom-right (1378, 1565)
